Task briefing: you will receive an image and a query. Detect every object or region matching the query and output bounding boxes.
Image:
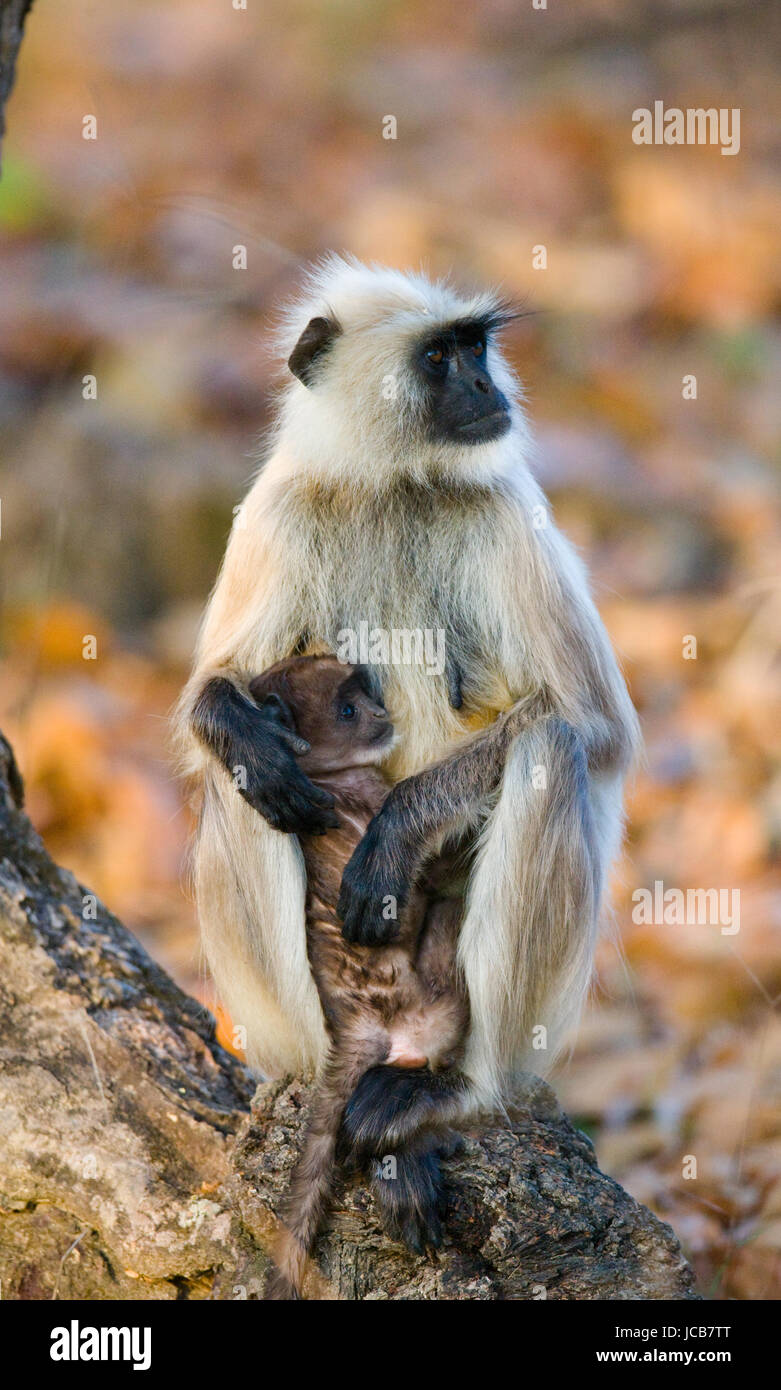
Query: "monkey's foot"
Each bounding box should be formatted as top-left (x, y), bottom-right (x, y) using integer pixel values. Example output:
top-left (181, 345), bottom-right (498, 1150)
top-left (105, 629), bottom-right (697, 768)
top-left (341, 1063), bottom-right (467, 1154)
top-left (370, 1144), bottom-right (446, 1256)
top-left (436, 1126), bottom-right (466, 1160)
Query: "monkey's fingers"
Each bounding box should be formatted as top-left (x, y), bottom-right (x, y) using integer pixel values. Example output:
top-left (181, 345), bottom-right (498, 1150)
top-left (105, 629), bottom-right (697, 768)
top-left (338, 819), bottom-right (414, 942)
top-left (400, 1201), bottom-right (443, 1256)
top-left (243, 771), bottom-right (339, 835)
top-left (338, 889), bottom-right (399, 946)
top-left (305, 782), bottom-right (338, 809)
top-left (275, 759), bottom-right (336, 811)
top-left (270, 790), bottom-right (340, 835)
top-left (270, 806), bottom-right (340, 836)
top-left (279, 768), bottom-right (340, 833)
top-left (337, 859), bottom-right (405, 944)
top-left (274, 726), bottom-right (312, 759)
top-left (266, 741), bottom-right (336, 808)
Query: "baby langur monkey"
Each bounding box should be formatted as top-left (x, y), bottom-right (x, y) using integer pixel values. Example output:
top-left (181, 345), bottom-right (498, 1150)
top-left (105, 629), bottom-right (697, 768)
top-left (248, 654), bottom-right (470, 1301)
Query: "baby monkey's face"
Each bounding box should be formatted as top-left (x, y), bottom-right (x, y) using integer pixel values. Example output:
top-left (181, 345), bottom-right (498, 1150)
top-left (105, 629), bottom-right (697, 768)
top-left (249, 656), bottom-right (393, 775)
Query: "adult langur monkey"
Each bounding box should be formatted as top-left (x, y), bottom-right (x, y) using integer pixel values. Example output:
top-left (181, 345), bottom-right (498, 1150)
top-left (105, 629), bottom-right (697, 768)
top-left (178, 256), bottom-right (639, 1238)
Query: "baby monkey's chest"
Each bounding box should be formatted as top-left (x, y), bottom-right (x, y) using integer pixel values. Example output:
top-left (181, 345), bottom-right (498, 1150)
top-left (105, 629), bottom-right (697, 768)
top-left (306, 911), bottom-right (421, 1021)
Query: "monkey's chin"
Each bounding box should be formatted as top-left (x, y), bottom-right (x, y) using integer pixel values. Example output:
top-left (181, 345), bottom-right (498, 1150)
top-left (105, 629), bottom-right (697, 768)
top-left (456, 410), bottom-right (512, 445)
top-left (372, 729), bottom-right (399, 764)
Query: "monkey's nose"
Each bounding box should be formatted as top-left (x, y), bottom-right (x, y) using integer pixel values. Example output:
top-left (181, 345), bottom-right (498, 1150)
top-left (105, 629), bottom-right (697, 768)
top-left (474, 378), bottom-right (490, 393)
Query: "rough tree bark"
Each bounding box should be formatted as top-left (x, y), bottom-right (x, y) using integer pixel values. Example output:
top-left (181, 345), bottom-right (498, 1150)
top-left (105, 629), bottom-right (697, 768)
top-left (0, 731), bottom-right (699, 1300)
top-left (0, 0), bottom-right (33, 160)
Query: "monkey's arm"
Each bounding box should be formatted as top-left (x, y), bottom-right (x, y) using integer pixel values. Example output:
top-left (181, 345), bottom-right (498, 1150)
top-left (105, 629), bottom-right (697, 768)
top-left (338, 676), bottom-right (635, 945)
top-left (338, 691), bottom-right (547, 944)
top-left (183, 488), bottom-right (343, 837)
top-left (192, 677), bottom-right (339, 836)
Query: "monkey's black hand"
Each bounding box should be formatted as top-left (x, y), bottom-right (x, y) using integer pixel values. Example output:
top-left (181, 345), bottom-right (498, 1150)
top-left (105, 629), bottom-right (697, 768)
top-left (193, 676), bottom-right (339, 836)
top-left (240, 720), bottom-right (340, 835)
top-left (337, 810), bottom-right (416, 946)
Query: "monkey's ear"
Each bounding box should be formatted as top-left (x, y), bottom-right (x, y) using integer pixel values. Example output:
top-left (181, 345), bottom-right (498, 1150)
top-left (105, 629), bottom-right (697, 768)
top-left (249, 684), bottom-right (298, 734)
top-left (288, 316), bottom-right (341, 387)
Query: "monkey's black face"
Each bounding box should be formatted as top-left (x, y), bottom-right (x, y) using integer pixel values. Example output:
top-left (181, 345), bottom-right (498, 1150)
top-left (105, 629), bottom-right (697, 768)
top-left (413, 319), bottom-right (512, 446)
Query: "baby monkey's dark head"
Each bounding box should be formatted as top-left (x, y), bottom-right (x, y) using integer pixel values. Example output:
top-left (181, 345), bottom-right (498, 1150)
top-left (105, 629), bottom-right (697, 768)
top-left (249, 656), bottom-right (393, 776)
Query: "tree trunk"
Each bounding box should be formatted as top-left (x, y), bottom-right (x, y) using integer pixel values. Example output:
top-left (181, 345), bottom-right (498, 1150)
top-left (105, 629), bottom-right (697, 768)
top-left (0, 0), bottom-right (33, 159)
top-left (0, 731), bottom-right (699, 1300)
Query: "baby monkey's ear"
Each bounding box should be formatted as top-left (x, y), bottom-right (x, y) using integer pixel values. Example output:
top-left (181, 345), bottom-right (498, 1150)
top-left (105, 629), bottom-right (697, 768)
top-left (353, 664), bottom-right (385, 706)
top-left (249, 682), bottom-right (298, 735)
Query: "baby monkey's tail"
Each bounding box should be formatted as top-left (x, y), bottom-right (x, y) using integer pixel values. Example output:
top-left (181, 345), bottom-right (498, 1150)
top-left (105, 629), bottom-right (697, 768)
top-left (265, 1052), bottom-right (378, 1301)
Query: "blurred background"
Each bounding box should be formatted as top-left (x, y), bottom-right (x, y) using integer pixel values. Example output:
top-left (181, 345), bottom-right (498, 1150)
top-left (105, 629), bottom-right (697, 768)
top-left (0, 0), bottom-right (779, 1299)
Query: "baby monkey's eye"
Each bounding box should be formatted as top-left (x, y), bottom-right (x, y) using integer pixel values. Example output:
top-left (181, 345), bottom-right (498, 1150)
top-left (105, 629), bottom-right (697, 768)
top-left (339, 703), bottom-right (357, 720)
top-left (473, 340), bottom-right (485, 356)
top-left (426, 346), bottom-right (444, 365)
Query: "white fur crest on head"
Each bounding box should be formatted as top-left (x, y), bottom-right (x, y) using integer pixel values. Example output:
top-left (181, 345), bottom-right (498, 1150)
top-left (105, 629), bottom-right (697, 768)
top-left (276, 253), bottom-right (510, 350)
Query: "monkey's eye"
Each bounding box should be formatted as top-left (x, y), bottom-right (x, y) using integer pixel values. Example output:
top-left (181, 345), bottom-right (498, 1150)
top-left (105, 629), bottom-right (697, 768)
top-left (473, 340), bottom-right (485, 357)
top-left (339, 703), bottom-right (357, 721)
top-left (425, 346), bottom-right (444, 365)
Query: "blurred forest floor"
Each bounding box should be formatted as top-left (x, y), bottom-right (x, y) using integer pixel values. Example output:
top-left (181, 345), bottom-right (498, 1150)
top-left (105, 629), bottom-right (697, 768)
top-left (0, 0), bottom-right (779, 1299)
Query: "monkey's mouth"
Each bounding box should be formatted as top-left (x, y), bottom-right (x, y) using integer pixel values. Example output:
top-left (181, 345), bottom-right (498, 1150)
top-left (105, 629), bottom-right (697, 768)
top-left (370, 721), bottom-right (394, 744)
top-left (457, 409), bottom-right (511, 442)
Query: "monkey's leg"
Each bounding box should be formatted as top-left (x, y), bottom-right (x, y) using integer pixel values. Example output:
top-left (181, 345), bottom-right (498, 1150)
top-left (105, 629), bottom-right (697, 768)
top-left (338, 1039), bottom-right (470, 1257)
top-left (266, 1044), bottom-right (385, 1300)
top-left (458, 716), bottom-right (606, 1107)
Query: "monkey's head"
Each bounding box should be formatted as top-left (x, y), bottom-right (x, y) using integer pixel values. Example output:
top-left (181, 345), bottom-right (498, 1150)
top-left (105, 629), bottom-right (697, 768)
top-left (249, 656), bottom-right (393, 775)
top-left (277, 256), bottom-right (527, 487)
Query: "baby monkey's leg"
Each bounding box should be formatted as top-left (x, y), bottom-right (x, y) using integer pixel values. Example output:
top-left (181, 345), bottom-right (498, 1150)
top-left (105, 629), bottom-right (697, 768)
top-left (340, 899), bottom-right (470, 1253)
top-left (416, 897), bottom-right (469, 1010)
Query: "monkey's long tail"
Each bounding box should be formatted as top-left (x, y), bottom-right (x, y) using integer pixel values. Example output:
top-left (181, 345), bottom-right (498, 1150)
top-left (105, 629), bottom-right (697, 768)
top-left (265, 1053), bottom-right (377, 1301)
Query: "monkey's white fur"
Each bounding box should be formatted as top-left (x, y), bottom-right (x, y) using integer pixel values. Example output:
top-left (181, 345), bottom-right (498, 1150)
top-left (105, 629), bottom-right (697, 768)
top-left (177, 255), bottom-right (639, 1108)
